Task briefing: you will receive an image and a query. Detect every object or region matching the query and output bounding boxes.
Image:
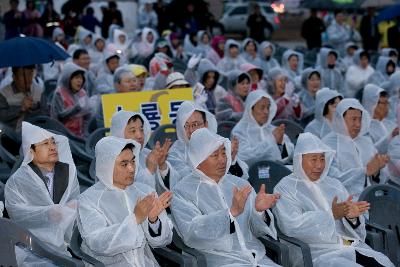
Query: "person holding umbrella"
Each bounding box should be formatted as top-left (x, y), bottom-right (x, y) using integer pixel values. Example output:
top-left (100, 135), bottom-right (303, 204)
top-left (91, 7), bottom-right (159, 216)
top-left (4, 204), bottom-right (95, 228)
top-left (0, 65), bottom-right (46, 133)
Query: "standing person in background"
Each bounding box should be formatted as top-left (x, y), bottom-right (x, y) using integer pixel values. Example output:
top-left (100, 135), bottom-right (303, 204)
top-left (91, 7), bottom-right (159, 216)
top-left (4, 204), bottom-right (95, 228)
top-left (387, 16), bottom-right (400, 54)
top-left (40, 0), bottom-right (61, 39)
top-left (327, 10), bottom-right (358, 56)
top-left (23, 0), bottom-right (43, 37)
top-left (246, 4), bottom-right (273, 43)
top-left (301, 9), bottom-right (326, 50)
top-left (138, 0), bottom-right (158, 30)
top-left (101, 1), bottom-right (124, 39)
top-left (3, 0), bottom-right (24, 40)
top-left (360, 7), bottom-right (380, 52)
top-left (80, 7), bottom-right (101, 33)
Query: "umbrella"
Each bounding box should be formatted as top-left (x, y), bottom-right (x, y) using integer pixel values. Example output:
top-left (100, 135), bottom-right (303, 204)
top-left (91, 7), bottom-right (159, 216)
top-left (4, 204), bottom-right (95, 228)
top-left (375, 3), bottom-right (400, 23)
top-left (0, 36), bottom-right (70, 68)
top-left (361, 0), bottom-right (395, 8)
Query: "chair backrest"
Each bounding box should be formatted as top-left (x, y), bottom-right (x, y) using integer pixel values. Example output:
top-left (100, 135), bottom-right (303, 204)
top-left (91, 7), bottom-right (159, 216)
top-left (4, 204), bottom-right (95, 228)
top-left (0, 218), bottom-right (84, 266)
top-left (248, 160), bottom-right (292, 194)
top-left (85, 128), bottom-right (109, 156)
top-left (147, 124), bottom-right (177, 149)
top-left (217, 121), bottom-right (236, 138)
top-left (271, 119), bottom-right (304, 144)
top-left (86, 116), bottom-right (99, 135)
top-left (0, 123), bottom-right (21, 164)
top-left (26, 116), bottom-right (85, 144)
top-left (359, 185), bottom-right (400, 233)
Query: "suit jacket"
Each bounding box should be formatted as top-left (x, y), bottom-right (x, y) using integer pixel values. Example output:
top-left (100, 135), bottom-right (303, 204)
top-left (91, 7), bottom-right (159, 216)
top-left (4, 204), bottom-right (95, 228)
top-left (28, 161), bottom-right (69, 204)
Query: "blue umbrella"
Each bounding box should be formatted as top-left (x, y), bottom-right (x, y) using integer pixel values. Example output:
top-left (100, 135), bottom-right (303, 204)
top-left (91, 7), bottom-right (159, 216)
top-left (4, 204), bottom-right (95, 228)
top-left (0, 36), bottom-right (70, 68)
top-left (375, 3), bottom-right (400, 24)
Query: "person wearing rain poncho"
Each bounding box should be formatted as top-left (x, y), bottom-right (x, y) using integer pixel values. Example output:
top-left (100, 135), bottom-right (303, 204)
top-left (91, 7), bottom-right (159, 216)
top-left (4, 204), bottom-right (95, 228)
top-left (77, 136), bottom-right (173, 266)
top-left (298, 68), bottom-right (322, 126)
top-left (112, 28), bottom-right (131, 64)
top-left (217, 39), bottom-right (247, 74)
top-left (342, 42), bottom-right (359, 70)
top-left (281, 49), bottom-right (303, 82)
top-left (89, 35), bottom-right (106, 74)
top-left (216, 70), bottom-right (250, 122)
top-left (135, 27), bottom-right (158, 59)
top-left (267, 67), bottom-right (302, 120)
top-left (241, 38), bottom-right (262, 68)
top-left (95, 45), bottom-right (121, 94)
top-left (381, 48), bottom-right (399, 66)
top-left (316, 48), bottom-right (344, 93)
top-left (387, 107), bottom-right (400, 186)
top-left (304, 88), bottom-right (342, 139)
top-left (322, 99), bottom-right (390, 199)
top-left (344, 49), bottom-right (374, 98)
top-left (362, 84), bottom-right (398, 154)
top-left (232, 90), bottom-right (294, 167)
top-left (72, 49), bottom-right (97, 97)
top-left (259, 41), bottom-right (280, 77)
top-left (171, 127), bottom-right (281, 267)
top-left (366, 56), bottom-right (396, 86)
top-left (51, 62), bottom-right (91, 137)
top-left (195, 30), bottom-right (214, 58)
top-left (382, 71), bottom-right (400, 120)
top-left (5, 122), bottom-right (80, 263)
top-left (110, 110), bottom-right (180, 192)
top-left (185, 57), bottom-right (227, 114)
top-left (240, 63), bottom-right (266, 91)
top-left (168, 101), bottom-right (249, 180)
top-left (273, 132), bottom-right (395, 267)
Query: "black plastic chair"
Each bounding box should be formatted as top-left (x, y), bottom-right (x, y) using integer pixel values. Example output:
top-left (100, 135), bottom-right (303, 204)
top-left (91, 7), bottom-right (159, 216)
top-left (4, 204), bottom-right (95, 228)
top-left (0, 218), bottom-right (84, 266)
top-left (85, 128), bottom-right (109, 156)
top-left (147, 124), bottom-right (177, 149)
top-left (172, 229), bottom-right (290, 267)
top-left (86, 116), bottom-right (99, 135)
top-left (217, 121), bottom-right (237, 138)
top-left (248, 160), bottom-right (292, 194)
top-left (359, 185), bottom-right (400, 265)
top-left (271, 119), bottom-right (304, 144)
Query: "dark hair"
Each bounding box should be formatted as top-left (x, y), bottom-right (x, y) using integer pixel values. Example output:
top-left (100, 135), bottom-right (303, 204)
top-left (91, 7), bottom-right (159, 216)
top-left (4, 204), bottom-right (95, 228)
top-left (334, 9), bottom-right (344, 16)
top-left (323, 96), bottom-right (343, 116)
top-left (387, 60), bottom-right (396, 70)
top-left (328, 51), bottom-right (338, 59)
top-left (359, 51), bottom-right (370, 60)
top-left (245, 40), bottom-right (257, 52)
top-left (12, 65), bottom-right (35, 74)
top-left (106, 55), bottom-right (120, 63)
top-left (108, 1), bottom-right (117, 9)
top-left (343, 107), bottom-right (361, 117)
top-left (30, 144), bottom-right (36, 151)
top-left (193, 110), bottom-right (207, 123)
top-left (379, 91), bottom-right (389, 98)
top-left (70, 70), bottom-right (86, 87)
top-left (121, 143), bottom-right (135, 152)
top-left (86, 7), bottom-right (94, 15)
top-left (389, 50), bottom-right (398, 57)
top-left (238, 73), bottom-right (250, 83)
top-left (73, 49), bottom-right (88, 60)
top-left (308, 71), bottom-right (320, 79)
top-left (229, 43), bottom-right (238, 49)
top-left (128, 114), bottom-right (144, 125)
top-left (288, 54), bottom-right (299, 61)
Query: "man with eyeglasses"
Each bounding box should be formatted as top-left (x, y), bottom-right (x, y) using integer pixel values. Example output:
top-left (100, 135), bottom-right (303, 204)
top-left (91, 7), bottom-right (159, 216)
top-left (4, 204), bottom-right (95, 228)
top-left (362, 84), bottom-right (399, 154)
top-left (168, 101), bottom-right (249, 180)
top-left (5, 122), bottom-right (80, 264)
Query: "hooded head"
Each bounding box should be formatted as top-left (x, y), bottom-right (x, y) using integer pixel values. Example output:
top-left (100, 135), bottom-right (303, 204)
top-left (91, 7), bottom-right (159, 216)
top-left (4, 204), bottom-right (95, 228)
top-left (243, 90), bottom-right (277, 127)
top-left (240, 63), bottom-right (263, 83)
top-left (314, 87), bottom-right (342, 122)
top-left (241, 38), bottom-right (258, 55)
top-left (113, 28), bottom-right (129, 50)
top-left (381, 48), bottom-right (398, 63)
top-left (345, 42), bottom-right (358, 56)
top-left (267, 67), bottom-right (289, 96)
top-left (319, 48), bottom-right (339, 68)
top-left (196, 30), bottom-right (211, 46)
top-left (362, 84), bottom-right (388, 120)
top-left (353, 49), bottom-right (370, 68)
top-left (224, 39), bottom-right (241, 59)
top-left (52, 27), bottom-right (65, 42)
top-left (77, 26), bottom-right (93, 46)
top-left (281, 49), bottom-right (304, 73)
top-left (141, 27), bottom-right (158, 45)
top-left (187, 128), bottom-right (231, 182)
top-left (332, 98), bottom-right (371, 139)
top-left (95, 136), bottom-right (140, 190)
top-left (300, 68), bottom-right (321, 93)
top-left (176, 101), bottom-right (217, 143)
top-left (259, 41), bottom-right (276, 60)
top-left (211, 35), bottom-right (226, 57)
top-left (385, 71), bottom-right (400, 97)
top-left (227, 69), bottom-right (251, 97)
top-left (59, 62), bottom-right (86, 92)
top-left (110, 110), bottom-right (151, 149)
top-left (21, 122), bottom-right (74, 165)
top-left (197, 58), bottom-right (220, 90)
top-left (293, 132), bottom-right (335, 183)
top-left (374, 56), bottom-right (396, 76)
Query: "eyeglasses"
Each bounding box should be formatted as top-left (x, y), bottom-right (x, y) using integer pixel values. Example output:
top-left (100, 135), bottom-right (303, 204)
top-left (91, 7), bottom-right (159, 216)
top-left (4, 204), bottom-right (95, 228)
top-left (34, 139), bottom-right (58, 149)
top-left (184, 121), bottom-right (204, 130)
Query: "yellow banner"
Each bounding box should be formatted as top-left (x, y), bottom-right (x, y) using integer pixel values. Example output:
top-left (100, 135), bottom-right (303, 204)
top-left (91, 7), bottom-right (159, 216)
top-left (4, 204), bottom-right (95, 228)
top-left (102, 88), bottom-right (193, 130)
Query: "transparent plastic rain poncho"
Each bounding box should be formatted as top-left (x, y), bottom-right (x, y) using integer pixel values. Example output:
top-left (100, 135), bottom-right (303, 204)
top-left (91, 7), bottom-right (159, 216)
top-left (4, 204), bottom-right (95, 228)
top-left (281, 49), bottom-right (304, 81)
top-left (362, 84), bottom-right (397, 154)
top-left (322, 99), bottom-right (385, 199)
top-left (232, 90), bottom-right (294, 167)
top-left (316, 48), bottom-right (344, 93)
top-left (388, 112), bottom-right (400, 185)
top-left (366, 56), bottom-right (395, 86)
top-left (171, 128), bottom-right (279, 267)
top-left (167, 101), bottom-right (249, 180)
top-left (298, 68), bottom-right (321, 121)
top-left (304, 88), bottom-right (342, 139)
top-left (273, 132), bottom-right (394, 267)
top-left (241, 38), bottom-right (262, 67)
top-left (259, 41), bottom-right (280, 77)
top-left (217, 39), bottom-right (247, 74)
top-left (384, 71), bottom-right (400, 120)
top-left (110, 110), bottom-right (180, 192)
top-left (344, 49), bottom-right (375, 98)
top-left (77, 136), bottom-right (173, 266)
top-left (5, 122), bottom-right (80, 251)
